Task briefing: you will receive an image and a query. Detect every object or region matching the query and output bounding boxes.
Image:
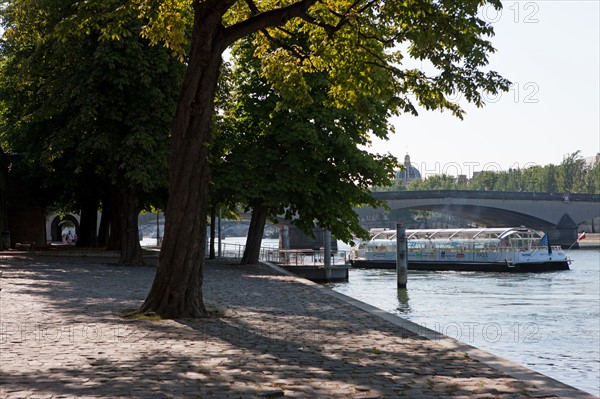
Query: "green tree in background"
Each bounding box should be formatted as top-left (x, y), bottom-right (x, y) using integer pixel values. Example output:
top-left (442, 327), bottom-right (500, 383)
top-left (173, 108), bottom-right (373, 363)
top-left (402, 151), bottom-right (599, 194)
top-left (0, 1), bottom-right (184, 263)
top-left (584, 155), bottom-right (600, 193)
top-left (556, 151), bottom-right (587, 193)
top-left (212, 37), bottom-right (398, 264)
top-left (409, 174), bottom-right (467, 191)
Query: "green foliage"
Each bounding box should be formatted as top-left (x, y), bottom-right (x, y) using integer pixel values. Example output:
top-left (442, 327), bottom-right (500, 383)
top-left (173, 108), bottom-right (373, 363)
top-left (204, 0), bottom-right (513, 244)
top-left (409, 174), bottom-right (464, 191)
top-left (402, 151), bottom-right (600, 194)
top-left (0, 0), bottom-right (185, 211)
top-left (250, 0), bottom-right (510, 122)
top-left (124, 1), bottom-right (510, 125)
top-left (556, 150), bottom-right (587, 193)
top-left (212, 36), bottom-right (398, 242)
top-left (2, 0), bottom-right (514, 210)
top-left (133, 0), bottom-right (193, 60)
top-left (585, 155), bottom-right (600, 193)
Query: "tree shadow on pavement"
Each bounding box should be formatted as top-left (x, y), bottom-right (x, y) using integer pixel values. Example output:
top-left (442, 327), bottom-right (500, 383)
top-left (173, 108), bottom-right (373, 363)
top-left (0, 257), bottom-right (576, 398)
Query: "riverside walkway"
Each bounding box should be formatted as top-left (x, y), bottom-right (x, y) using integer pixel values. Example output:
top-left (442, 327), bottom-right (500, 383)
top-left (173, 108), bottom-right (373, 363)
top-left (0, 255), bottom-right (596, 398)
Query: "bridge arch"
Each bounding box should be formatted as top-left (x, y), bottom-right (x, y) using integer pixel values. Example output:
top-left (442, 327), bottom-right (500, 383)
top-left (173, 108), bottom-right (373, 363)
top-left (357, 191), bottom-right (600, 247)
top-left (393, 204), bottom-right (555, 229)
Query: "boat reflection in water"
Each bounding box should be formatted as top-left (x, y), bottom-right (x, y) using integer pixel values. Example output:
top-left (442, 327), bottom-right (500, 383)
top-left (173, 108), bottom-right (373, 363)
top-left (350, 227), bottom-right (570, 272)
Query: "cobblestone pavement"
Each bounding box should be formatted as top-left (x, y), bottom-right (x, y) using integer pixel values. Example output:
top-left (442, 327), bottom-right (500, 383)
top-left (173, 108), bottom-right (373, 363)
top-left (0, 256), bottom-right (596, 398)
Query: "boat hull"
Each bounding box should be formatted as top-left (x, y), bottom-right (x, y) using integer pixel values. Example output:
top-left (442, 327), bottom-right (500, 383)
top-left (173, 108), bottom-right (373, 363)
top-left (350, 259), bottom-right (570, 272)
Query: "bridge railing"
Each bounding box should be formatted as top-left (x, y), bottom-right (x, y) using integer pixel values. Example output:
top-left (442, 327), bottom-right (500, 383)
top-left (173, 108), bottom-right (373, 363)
top-left (372, 190), bottom-right (600, 202)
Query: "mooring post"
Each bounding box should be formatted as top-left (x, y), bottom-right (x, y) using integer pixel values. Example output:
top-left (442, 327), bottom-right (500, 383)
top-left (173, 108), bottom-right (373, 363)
top-left (282, 225), bottom-right (290, 250)
top-left (324, 229), bottom-right (332, 280)
top-left (396, 224), bottom-right (408, 288)
top-left (280, 225), bottom-right (290, 264)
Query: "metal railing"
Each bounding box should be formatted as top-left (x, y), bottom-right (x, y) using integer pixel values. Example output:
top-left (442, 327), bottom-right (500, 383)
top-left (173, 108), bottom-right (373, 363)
top-left (212, 242), bottom-right (348, 266)
top-left (264, 249), bottom-right (349, 266)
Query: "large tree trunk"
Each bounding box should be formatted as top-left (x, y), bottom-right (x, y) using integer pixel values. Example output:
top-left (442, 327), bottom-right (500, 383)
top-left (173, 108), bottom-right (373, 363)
top-left (105, 184), bottom-right (143, 265)
top-left (106, 190), bottom-right (121, 250)
top-left (117, 186), bottom-right (143, 265)
top-left (241, 202), bottom-right (269, 265)
top-left (138, 5), bottom-right (229, 318)
top-left (77, 196), bottom-right (99, 248)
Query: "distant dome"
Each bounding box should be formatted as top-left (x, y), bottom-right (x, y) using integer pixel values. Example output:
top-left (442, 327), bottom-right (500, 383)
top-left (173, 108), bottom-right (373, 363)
top-left (395, 153), bottom-right (421, 182)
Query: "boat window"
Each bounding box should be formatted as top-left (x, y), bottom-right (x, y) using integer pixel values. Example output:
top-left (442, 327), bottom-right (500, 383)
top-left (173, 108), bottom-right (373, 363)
top-left (368, 227), bottom-right (549, 254)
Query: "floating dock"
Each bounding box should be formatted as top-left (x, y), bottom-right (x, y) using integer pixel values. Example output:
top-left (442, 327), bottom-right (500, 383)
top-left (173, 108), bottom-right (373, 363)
top-left (278, 264), bottom-right (350, 282)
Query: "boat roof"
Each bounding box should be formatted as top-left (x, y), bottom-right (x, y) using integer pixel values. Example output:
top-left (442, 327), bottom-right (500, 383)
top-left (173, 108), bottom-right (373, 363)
top-left (371, 227), bottom-right (543, 241)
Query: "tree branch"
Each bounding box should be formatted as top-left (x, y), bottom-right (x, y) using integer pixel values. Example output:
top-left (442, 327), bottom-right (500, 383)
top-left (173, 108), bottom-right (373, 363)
top-left (295, 10), bottom-right (338, 38)
top-left (223, 0), bottom-right (319, 47)
top-left (225, 0), bottom-right (380, 48)
top-left (243, 0), bottom-right (260, 16)
top-left (262, 30), bottom-right (311, 62)
top-left (332, 0), bottom-right (378, 31)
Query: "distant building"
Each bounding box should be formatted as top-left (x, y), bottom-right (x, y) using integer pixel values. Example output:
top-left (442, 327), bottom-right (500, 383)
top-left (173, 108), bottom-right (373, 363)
top-left (584, 155), bottom-right (599, 167)
top-left (395, 153), bottom-right (422, 185)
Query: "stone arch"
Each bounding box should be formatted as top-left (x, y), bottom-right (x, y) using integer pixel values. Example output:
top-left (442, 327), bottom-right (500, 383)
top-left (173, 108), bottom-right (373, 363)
top-left (403, 204), bottom-right (555, 229)
top-left (50, 214), bottom-right (80, 242)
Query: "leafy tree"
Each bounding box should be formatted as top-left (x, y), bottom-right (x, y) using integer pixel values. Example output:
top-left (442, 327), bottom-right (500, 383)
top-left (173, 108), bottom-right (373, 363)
top-left (212, 37), bottom-right (397, 264)
top-left (469, 170), bottom-right (500, 191)
top-left (402, 153), bottom-right (598, 194)
top-left (409, 174), bottom-right (462, 191)
top-left (585, 154), bottom-right (600, 194)
top-left (0, 1), bottom-right (184, 262)
top-left (372, 178), bottom-right (408, 192)
top-left (520, 166), bottom-right (543, 193)
top-left (55, 0), bottom-right (511, 318)
top-left (540, 164), bottom-right (559, 193)
top-left (557, 151), bottom-right (587, 193)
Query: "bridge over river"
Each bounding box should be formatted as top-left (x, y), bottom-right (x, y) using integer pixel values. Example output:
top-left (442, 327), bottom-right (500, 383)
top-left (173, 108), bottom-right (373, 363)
top-left (355, 190), bottom-right (600, 247)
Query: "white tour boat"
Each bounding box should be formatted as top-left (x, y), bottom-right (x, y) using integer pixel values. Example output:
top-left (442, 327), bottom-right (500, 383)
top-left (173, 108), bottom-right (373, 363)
top-left (350, 227), bottom-right (570, 272)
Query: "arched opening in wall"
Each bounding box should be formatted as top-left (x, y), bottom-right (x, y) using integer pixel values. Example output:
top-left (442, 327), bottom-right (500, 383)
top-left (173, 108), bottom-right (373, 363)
top-left (50, 215), bottom-right (79, 244)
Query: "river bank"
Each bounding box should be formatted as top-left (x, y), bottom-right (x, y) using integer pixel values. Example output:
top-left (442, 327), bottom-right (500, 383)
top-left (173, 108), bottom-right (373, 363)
top-left (578, 233), bottom-right (600, 248)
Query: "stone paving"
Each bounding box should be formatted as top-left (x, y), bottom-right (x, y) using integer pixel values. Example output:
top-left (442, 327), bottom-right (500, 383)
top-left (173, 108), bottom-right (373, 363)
top-left (0, 256), bottom-right (596, 398)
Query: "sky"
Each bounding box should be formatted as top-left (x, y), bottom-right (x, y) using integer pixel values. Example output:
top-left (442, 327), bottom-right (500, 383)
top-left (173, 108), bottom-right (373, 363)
top-left (368, 1), bottom-right (600, 177)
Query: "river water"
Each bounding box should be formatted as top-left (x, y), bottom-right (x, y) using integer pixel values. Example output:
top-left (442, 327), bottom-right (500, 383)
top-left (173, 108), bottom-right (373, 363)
top-left (329, 249), bottom-right (600, 396)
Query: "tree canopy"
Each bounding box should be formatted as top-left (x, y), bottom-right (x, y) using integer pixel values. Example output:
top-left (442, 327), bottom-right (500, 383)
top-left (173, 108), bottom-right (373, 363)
top-left (212, 36), bottom-right (398, 261)
top-left (0, 0), bottom-right (185, 260)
